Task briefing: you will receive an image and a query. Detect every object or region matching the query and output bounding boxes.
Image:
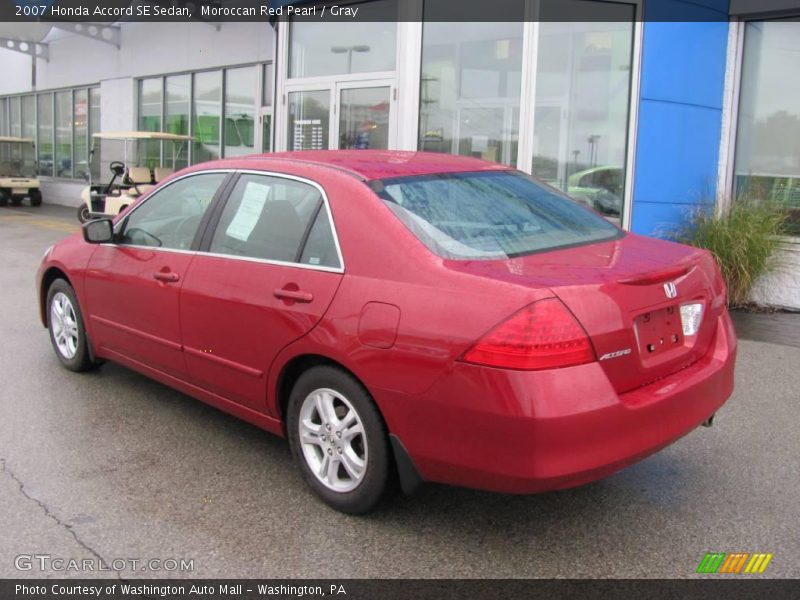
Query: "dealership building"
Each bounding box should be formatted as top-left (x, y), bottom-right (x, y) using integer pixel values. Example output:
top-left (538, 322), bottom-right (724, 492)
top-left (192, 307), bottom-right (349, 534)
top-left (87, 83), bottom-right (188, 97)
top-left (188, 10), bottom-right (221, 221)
top-left (0, 0), bottom-right (798, 308)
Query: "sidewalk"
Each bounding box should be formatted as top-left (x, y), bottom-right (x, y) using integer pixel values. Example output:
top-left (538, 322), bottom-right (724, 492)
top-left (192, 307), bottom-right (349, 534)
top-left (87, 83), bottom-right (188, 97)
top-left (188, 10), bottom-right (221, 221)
top-left (731, 310), bottom-right (800, 348)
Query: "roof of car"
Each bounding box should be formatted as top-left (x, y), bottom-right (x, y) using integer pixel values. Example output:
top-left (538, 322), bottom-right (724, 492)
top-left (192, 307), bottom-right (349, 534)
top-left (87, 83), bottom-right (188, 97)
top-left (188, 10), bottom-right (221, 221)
top-left (239, 150), bottom-right (511, 181)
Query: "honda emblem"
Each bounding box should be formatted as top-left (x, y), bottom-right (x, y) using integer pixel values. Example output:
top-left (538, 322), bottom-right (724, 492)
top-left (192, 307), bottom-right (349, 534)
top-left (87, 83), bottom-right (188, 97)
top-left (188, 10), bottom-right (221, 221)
top-left (664, 282), bottom-right (678, 299)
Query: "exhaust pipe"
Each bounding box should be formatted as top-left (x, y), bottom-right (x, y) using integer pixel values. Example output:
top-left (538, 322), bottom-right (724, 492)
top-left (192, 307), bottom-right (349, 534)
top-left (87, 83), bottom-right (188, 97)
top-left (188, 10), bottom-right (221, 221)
top-left (701, 414), bottom-right (715, 428)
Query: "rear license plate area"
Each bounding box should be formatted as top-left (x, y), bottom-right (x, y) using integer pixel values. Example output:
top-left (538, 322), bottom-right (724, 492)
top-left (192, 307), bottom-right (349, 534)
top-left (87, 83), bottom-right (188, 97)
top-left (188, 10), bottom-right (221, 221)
top-left (635, 306), bottom-right (683, 356)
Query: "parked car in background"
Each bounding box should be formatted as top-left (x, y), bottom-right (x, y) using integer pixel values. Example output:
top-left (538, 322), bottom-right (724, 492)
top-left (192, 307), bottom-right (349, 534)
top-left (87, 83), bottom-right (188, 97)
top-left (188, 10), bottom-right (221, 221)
top-left (567, 165), bottom-right (624, 218)
top-left (77, 131), bottom-right (193, 222)
top-left (38, 151), bottom-right (736, 514)
top-left (0, 137), bottom-right (42, 207)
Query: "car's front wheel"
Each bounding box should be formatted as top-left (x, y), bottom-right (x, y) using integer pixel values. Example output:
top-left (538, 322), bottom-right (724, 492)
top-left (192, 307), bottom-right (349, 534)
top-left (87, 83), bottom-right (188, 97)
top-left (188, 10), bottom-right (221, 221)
top-left (287, 366), bottom-right (392, 514)
top-left (46, 279), bottom-right (98, 372)
top-left (77, 204), bottom-right (91, 223)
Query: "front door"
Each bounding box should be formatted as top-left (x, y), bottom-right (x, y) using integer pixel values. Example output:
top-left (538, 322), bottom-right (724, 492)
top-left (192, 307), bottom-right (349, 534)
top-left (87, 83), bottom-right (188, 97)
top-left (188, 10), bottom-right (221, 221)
top-left (83, 172), bottom-right (228, 378)
top-left (180, 172), bottom-right (344, 413)
top-left (334, 81), bottom-right (394, 150)
top-left (284, 80), bottom-right (396, 151)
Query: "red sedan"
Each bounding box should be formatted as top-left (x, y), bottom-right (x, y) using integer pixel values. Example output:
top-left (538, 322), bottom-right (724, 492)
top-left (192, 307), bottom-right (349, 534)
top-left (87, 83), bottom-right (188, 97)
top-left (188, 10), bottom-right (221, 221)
top-left (37, 151), bottom-right (737, 513)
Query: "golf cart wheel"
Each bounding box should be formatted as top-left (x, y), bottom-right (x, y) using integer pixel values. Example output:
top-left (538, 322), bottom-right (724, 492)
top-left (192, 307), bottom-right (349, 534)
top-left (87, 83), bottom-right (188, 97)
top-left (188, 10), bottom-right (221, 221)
top-left (0, 190), bottom-right (8, 207)
top-left (30, 189), bottom-right (42, 207)
top-left (10, 195), bottom-right (22, 206)
top-left (77, 204), bottom-right (91, 223)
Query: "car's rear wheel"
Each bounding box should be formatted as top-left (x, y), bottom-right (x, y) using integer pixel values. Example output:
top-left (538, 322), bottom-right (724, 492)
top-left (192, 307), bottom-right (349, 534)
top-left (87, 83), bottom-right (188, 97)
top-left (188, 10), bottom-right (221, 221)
top-left (77, 204), bottom-right (91, 223)
top-left (287, 366), bottom-right (391, 514)
top-left (46, 279), bottom-right (98, 372)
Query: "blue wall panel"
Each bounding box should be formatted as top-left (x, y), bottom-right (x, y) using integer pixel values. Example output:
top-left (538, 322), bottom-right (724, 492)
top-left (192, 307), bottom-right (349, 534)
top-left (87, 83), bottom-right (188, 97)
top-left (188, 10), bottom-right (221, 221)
top-left (630, 0), bottom-right (730, 237)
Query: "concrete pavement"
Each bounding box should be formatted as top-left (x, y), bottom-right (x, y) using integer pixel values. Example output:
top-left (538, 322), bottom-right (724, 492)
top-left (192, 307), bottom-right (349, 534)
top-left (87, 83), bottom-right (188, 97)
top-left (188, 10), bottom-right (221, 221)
top-left (1, 204), bottom-right (798, 579)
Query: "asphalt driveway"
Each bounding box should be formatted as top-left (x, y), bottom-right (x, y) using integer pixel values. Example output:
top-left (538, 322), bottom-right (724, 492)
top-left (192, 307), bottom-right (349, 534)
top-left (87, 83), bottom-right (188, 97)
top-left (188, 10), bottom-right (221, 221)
top-left (1, 204), bottom-right (798, 578)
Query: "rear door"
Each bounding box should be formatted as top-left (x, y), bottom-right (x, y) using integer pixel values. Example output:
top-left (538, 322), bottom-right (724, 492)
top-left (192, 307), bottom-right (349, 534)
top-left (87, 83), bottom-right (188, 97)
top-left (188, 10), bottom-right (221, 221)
top-left (179, 172), bottom-right (344, 413)
top-left (83, 172), bottom-right (229, 378)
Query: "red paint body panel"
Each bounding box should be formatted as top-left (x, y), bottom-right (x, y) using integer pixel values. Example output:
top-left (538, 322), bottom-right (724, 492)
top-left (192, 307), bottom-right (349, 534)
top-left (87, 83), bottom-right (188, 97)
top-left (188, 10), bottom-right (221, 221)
top-left (179, 255), bottom-right (342, 413)
top-left (37, 151), bottom-right (737, 495)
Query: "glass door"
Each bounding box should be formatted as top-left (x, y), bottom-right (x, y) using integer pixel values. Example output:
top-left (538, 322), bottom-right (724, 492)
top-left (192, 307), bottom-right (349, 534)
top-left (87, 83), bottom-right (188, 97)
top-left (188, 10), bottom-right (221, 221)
top-left (257, 107), bottom-right (273, 153)
top-left (283, 81), bottom-right (396, 151)
top-left (334, 81), bottom-right (395, 150)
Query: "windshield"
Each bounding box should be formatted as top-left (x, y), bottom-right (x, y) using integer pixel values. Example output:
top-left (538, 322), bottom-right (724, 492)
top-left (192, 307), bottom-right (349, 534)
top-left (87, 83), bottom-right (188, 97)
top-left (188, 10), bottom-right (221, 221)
top-left (371, 171), bottom-right (622, 260)
top-left (0, 141), bottom-right (37, 178)
top-left (89, 138), bottom-right (189, 184)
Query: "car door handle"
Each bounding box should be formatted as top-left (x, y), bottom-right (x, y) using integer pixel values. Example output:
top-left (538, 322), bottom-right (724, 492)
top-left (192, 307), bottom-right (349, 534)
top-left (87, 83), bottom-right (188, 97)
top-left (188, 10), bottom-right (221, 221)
top-left (153, 271), bottom-right (180, 283)
top-left (273, 288), bottom-right (314, 303)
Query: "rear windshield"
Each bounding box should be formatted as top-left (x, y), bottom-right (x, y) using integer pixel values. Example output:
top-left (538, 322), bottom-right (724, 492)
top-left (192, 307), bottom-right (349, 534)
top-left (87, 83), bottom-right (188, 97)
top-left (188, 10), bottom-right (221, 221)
top-left (370, 170), bottom-right (622, 260)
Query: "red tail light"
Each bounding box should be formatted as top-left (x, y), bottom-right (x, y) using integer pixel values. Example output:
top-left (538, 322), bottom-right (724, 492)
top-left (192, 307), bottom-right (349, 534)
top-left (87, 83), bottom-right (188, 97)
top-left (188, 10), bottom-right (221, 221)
top-left (461, 298), bottom-right (596, 370)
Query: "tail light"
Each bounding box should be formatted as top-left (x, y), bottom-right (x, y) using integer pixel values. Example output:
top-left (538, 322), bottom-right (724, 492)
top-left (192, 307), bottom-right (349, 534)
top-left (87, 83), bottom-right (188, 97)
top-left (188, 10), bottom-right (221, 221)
top-left (460, 298), bottom-right (596, 370)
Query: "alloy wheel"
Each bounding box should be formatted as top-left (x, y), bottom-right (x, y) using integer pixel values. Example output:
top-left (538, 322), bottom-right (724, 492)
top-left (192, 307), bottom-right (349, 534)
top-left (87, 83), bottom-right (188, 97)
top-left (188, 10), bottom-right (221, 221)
top-left (298, 387), bottom-right (368, 493)
top-left (50, 292), bottom-right (80, 360)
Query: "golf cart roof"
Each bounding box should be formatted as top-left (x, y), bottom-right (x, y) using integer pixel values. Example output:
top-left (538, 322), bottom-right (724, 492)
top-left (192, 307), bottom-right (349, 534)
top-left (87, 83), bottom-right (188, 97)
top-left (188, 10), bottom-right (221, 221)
top-left (0, 136), bottom-right (35, 143)
top-left (91, 131), bottom-right (194, 141)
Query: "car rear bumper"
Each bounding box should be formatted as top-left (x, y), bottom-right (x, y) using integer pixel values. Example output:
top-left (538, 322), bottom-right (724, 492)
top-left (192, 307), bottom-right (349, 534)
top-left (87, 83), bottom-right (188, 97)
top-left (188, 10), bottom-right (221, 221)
top-left (380, 311), bottom-right (737, 494)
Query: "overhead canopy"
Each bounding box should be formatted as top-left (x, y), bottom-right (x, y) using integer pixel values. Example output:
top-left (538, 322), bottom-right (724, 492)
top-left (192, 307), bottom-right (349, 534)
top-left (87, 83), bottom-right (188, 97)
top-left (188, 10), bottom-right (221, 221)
top-left (92, 131), bottom-right (194, 141)
top-left (0, 23), bottom-right (52, 43)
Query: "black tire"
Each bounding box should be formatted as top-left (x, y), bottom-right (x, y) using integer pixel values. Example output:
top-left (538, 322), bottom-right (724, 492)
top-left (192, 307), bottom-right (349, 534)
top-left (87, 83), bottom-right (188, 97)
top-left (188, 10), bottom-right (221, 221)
top-left (77, 204), bottom-right (91, 223)
top-left (287, 365), bottom-right (392, 514)
top-left (46, 279), bottom-right (100, 372)
top-left (10, 196), bottom-right (22, 206)
top-left (30, 189), bottom-right (42, 207)
top-left (0, 191), bottom-right (8, 207)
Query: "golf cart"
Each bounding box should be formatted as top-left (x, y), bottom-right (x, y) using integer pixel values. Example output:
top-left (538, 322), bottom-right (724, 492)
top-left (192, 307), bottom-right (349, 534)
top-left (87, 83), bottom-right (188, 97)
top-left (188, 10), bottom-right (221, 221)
top-left (78, 131), bottom-right (192, 222)
top-left (0, 136), bottom-right (42, 207)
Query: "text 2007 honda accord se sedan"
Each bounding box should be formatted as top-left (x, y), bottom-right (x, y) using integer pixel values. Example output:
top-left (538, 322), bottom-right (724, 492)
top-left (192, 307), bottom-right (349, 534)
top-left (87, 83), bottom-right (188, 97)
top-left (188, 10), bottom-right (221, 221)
top-left (37, 151), bottom-right (736, 513)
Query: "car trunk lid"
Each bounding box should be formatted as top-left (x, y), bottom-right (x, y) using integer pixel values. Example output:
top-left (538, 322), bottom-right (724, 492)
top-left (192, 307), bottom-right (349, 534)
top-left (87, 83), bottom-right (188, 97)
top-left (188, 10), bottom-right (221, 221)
top-left (445, 233), bottom-right (726, 393)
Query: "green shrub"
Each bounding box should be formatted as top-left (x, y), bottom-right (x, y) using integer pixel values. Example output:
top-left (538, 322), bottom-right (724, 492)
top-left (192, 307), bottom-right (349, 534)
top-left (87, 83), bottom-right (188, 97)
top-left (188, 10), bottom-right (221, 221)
top-left (677, 200), bottom-right (788, 308)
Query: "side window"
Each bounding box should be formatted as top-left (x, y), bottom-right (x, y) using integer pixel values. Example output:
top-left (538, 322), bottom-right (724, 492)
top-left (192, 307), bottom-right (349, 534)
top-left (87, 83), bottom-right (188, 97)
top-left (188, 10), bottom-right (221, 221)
top-left (209, 174), bottom-right (340, 268)
top-left (300, 208), bottom-right (340, 268)
top-left (119, 173), bottom-right (226, 250)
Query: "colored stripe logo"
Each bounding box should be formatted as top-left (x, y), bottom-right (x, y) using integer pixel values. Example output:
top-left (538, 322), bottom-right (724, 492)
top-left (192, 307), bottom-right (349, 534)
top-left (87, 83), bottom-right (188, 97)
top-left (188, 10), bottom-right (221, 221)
top-left (697, 552), bottom-right (773, 574)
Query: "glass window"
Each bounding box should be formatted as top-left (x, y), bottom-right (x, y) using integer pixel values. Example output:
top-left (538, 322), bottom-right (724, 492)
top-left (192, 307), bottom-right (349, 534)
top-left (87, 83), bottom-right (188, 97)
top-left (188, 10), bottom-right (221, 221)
top-left (300, 208), bottom-right (340, 268)
top-left (74, 89), bottom-right (89, 180)
top-left (289, 1), bottom-right (397, 78)
top-left (734, 19), bottom-right (800, 235)
top-left (120, 173), bottom-right (226, 250)
top-left (10, 97), bottom-right (21, 138)
top-left (210, 174), bottom-right (335, 266)
top-left (263, 63), bottom-right (274, 107)
top-left (339, 86), bottom-right (390, 150)
top-left (89, 87), bottom-right (101, 137)
top-left (55, 91), bottom-right (72, 178)
top-left (21, 95), bottom-right (35, 141)
top-left (193, 71), bottom-right (222, 163)
top-left (165, 75), bottom-right (190, 169)
top-left (224, 66), bottom-right (258, 157)
top-left (419, 10), bottom-right (524, 166)
top-left (0, 98), bottom-right (7, 136)
top-left (37, 93), bottom-right (54, 177)
top-left (287, 90), bottom-right (330, 151)
top-left (532, 3), bottom-right (635, 224)
top-left (371, 170), bottom-right (621, 260)
top-left (138, 78), bottom-right (162, 169)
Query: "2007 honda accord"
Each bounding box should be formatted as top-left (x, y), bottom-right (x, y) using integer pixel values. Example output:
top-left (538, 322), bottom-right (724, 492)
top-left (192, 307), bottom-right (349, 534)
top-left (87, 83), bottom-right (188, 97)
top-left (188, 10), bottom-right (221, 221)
top-left (37, 151), bottom-right (736, 514)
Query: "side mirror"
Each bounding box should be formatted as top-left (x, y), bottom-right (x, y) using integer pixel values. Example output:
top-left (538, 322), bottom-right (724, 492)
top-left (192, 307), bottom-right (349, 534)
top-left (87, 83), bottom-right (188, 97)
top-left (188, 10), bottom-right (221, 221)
top-left (82, 219), bottom-right (114, 244)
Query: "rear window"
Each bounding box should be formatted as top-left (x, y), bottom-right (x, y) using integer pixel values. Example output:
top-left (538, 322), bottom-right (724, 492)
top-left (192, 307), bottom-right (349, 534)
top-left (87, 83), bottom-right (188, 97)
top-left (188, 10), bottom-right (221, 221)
top-left (369, 170), bottom-right (622, 260)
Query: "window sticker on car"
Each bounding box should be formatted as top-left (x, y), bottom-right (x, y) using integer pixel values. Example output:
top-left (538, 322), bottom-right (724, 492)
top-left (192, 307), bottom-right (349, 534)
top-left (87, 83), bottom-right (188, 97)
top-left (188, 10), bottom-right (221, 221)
top-left (226, 181), bottom-right (270, 241)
